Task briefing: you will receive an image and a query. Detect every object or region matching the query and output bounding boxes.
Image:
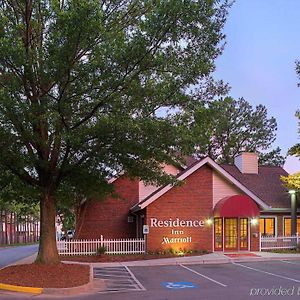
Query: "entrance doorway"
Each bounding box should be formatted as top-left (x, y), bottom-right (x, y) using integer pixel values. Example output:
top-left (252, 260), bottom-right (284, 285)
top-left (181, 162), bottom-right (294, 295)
top-left (214, 217), bottom-right (249, 251)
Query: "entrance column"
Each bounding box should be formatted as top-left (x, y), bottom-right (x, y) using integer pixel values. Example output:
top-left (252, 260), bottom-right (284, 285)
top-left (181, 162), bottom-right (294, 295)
top-left (289, 190), bottom-right (297, 236)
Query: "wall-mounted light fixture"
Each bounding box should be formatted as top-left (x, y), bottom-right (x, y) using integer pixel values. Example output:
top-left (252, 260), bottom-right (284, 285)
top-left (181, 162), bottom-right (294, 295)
top-left (205, 218), bottom-right (213, 226)
top-left (250, 218), bottom-right (258, 226)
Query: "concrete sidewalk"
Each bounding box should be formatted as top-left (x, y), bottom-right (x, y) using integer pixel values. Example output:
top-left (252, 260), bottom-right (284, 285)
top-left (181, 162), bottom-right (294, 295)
top-left (90, 251), bottom-right (300, 268)
top-left (8, 251), bottom-right (300, 268)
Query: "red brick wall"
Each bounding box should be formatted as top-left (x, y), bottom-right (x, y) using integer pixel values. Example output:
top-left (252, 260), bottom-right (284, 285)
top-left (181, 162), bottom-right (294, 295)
top-left (145, 165), bottom-right (213, 253)
top-left (75, 176), bottom-right (139, 239)
top-left (250, 221), bottom-right (260, 251)
top-left (277, 215), bottom-right (284, 236)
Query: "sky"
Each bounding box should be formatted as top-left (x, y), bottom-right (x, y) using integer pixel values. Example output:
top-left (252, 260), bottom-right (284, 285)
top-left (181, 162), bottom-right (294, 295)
top-left (213, 0), bottom-right (300, 173)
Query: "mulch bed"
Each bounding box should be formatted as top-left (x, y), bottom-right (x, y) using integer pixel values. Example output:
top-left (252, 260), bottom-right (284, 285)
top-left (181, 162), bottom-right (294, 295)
top-left (61, 252), bottom-right (208, 263)
top-left (0, 263), bottom-right (90, 288)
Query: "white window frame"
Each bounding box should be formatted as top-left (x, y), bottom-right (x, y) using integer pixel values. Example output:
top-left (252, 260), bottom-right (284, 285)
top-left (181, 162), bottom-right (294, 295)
top-left (259, 216), bottom-right (277, 237)
top-left (282, 216), bottom-right (300, 236)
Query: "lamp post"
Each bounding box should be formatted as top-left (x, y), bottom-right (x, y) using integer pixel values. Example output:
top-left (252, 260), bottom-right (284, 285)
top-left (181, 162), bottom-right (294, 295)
top-left (289, 190), bottom-right (297, 236)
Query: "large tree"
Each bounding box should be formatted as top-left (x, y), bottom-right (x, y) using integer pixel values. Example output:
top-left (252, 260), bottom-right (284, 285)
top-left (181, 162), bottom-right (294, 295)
top-left (0, 0), bottom-right (229, 263)
top-left (281, 111), bottom-right (300, 189)
top-left (191, 96), bottom-right (285, 165)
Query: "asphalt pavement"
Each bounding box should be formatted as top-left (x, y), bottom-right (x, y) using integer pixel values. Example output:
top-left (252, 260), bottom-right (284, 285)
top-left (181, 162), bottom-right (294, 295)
top-left (1, 252), bottom-right (300, 299)
top-left (0, 244), bottom-right (38, 269)
top-left (2, 259), bottom-right (296, 300)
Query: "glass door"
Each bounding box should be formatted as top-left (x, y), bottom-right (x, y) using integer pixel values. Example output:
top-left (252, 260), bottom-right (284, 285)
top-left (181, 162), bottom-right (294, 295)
top-left (239, 218), bottom-right (248, 250)
top-left (214, 218), bottom-right (223, 251)
top-left (224, 218), bottom-right (238, 251)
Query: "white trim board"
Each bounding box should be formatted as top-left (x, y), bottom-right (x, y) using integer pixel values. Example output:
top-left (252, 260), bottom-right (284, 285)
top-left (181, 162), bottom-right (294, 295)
top-left (131, 157), bottom-right (270, 212)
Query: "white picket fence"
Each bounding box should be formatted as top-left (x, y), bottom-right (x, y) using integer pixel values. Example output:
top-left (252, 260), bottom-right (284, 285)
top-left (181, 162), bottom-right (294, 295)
top-left (260, 234), bottom-right (299, 250)
top-left (57, 235), bottom-right (145, 255)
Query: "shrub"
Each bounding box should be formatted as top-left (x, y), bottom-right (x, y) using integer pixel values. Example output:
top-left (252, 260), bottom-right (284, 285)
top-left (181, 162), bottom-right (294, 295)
top-left (163, 249), bottom-right (171, 255)
top-left (170, 248), bottom-right (177, 255)
top-left (96, 246), bottom-right (107, 255)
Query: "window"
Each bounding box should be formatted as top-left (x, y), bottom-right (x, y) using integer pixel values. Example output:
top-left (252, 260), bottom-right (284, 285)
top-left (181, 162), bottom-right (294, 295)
top-left (259, 218), bottom-right (275, 236)
top-left (283, 218), bottom-right (300, 236)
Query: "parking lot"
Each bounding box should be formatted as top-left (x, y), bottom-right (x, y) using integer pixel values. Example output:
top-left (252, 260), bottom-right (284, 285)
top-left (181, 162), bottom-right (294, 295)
top-left (90, 260), bottom-right (300, 300)
top-left (1, 260), bottom-right (300, 299)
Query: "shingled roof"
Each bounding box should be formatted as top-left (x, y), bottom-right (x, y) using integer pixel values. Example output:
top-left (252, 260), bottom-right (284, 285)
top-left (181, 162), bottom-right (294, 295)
top-left (221, 164), bottom-right (290, 208)
top-left (131, 157), bottom-right (274, 212)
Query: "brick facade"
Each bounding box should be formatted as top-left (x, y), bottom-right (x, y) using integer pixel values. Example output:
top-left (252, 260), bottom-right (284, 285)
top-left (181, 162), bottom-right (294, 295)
top-left (75, 176), bottom-right (138, 239)
top-left (250, 222), bottom-right (260, 251)
top-left (74, 159), bottom-right (292, 253)
top-left (145, 165), bottom-right (213, 252)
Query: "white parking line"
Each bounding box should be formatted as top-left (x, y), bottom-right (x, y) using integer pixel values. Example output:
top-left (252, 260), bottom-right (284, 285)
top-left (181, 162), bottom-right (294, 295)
top-left (179, 264), bottom-right (227, 287)
top-left (94, 274), bottom-right (132, 278)
top-left (232, 262), bottom-right (300, 283)
top-left (280, 260), bottom-right (300, 266)
top-left (124, 266), bottom-right (146, 291)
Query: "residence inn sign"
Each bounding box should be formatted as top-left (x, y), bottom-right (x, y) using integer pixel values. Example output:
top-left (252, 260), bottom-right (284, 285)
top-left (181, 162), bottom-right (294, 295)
top-left (150, 217), bottom-right (206, 245)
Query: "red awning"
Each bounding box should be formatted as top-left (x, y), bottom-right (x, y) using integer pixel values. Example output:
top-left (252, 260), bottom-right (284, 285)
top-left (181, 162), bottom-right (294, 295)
top-left (213, 195), bottom-right (259, 218)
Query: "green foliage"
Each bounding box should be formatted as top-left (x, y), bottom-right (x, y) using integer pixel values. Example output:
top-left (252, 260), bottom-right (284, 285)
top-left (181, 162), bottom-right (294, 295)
top-left (0, 0), bottom-right (229, 192)
top-left (0, 0), bottom-right (230, 262)
top-left (96, 246), bottom-right (107, 256)
top-left (192, 97), bottom-right (284, 165)
top-left (281, 173), bottom-right (300, 190)
top-left (259, 147), bottom-right (286, 167)
top-left (281, 111), bottom-right (300, 189)
top-left (0, 168), bottom-right (40, 218)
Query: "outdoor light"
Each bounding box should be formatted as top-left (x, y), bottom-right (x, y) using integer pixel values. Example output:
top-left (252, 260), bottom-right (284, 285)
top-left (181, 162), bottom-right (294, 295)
top-left (205, 218), bottom-right (213, 226)
top-left (250, 218), bottom-right (258, 226)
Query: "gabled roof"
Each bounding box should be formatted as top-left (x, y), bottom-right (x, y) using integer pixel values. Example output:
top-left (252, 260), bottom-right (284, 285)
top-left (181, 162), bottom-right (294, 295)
top-left (131, 157), bottom-right (270, 213)
top-left (221, 164), bottom-right (290, 209)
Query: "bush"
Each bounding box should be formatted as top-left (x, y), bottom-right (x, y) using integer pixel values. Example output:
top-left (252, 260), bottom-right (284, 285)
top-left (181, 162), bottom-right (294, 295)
top-left (163, 249), bottom-right (171, 255)
top-left (170, 248), bottom-right (177, 255)
top-left (96, 246), bottom-right (107, 255)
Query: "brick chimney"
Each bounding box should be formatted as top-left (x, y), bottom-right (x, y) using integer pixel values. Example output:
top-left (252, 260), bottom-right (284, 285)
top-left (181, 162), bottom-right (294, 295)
top-left (234, 152), bottom-right (258, 174)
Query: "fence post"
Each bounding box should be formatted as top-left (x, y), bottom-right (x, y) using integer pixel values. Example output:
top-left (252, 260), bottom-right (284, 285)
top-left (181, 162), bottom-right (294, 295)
top-left (101, 235), bottom-right (103, 247)
top-left (259, 233), bottom-right (261, 252)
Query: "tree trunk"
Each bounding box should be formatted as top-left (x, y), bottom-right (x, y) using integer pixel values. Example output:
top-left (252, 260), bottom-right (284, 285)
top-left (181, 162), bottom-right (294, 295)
top-left (0, 210), bottom-right (3, 244)
top-left (5, 211), bottom-right (9, 245)
top-left (10, 212), bottom-right (13, 244)
top-left (35, 192), bottom-right (60, 264)
top-left (25, 216), bottom-right (28, 243)
top-left (16, 214), bottom-right (19, 244)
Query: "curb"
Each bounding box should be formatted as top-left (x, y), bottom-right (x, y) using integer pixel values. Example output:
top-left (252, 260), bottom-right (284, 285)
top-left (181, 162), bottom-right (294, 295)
top-left (43, 281), bottom-right (93, 296)
top-left (0, 283), bottom-right (42, 294)
top-left (88, 255), bottom-right (300, 268)
top-left (0, 264), bottom-right (96, 296)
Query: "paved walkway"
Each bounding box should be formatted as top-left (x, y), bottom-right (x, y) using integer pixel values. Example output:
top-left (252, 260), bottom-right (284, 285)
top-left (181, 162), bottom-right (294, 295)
top-left (90, 251), bottom-right (300, 268)
top-left (8, 251), bottom-right (300, 268)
